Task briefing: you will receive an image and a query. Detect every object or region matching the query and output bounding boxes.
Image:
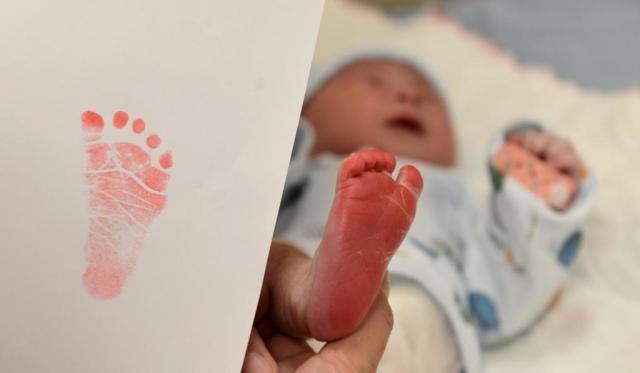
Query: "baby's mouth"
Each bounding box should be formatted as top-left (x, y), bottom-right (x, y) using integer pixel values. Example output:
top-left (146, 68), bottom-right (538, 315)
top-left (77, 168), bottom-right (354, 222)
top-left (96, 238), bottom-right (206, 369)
top-left (386, 115), bottom-right (426, 137)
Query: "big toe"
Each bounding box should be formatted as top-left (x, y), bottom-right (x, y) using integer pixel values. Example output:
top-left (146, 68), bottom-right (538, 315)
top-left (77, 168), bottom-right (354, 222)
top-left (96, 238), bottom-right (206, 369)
top-left (396, 165), bottom-right (423, 197)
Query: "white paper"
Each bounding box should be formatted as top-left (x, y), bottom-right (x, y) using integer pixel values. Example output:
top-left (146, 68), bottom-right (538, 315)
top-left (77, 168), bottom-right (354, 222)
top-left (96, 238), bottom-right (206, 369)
top-left (0, 1), bottom-right (324, 372)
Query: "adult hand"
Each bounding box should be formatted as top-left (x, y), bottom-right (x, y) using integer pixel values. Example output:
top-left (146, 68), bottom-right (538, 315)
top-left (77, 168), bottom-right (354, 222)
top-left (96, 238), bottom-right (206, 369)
top-left (242, 240), bottom-right (393, 373)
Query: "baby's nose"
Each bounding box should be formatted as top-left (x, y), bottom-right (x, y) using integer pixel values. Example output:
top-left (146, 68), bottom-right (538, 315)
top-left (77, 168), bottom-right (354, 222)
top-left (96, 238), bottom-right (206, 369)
top-left (394, 86), bottom-right (424, 106)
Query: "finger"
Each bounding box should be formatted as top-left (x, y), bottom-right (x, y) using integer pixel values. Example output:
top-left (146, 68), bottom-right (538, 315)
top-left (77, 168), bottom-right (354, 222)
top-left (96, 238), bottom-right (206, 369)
top-left (549, 152), bottom-right (583, 180)
top-left (255, 318), bottom-right (276, 340)
top-left (546, 138), bottom-right (573, 160)
top-left (522, 132), bottom-right (554, 157)
top-left (266, 334), bottom-right (315, 362)
top-left (255, 280), bottom-right (270, 323)
top-left (381, 271), bottom-right (390, 299)
top-left (318, 292), bottom-right (394, 372)
top-left (506, 133), bottom-right (524, 146)
top-left (242, 328), bottom-right (278, 373)
top-left (262, 240), bottom-right (313, 338)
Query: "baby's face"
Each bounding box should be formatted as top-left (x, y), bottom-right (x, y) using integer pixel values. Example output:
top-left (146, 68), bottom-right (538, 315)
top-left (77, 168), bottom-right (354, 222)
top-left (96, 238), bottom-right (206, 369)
top-left (303, 59), bottom-right (455, 166)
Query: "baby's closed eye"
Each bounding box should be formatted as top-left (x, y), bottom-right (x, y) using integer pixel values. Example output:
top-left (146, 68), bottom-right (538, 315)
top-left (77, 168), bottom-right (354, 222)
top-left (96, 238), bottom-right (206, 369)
top-left (364, 73), bottom-right (385, 89)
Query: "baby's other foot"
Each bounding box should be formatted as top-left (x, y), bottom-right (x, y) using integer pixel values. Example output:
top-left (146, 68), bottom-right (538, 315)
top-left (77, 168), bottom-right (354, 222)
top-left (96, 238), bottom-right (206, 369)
top-left (307, 150), bottom-right (423, 341)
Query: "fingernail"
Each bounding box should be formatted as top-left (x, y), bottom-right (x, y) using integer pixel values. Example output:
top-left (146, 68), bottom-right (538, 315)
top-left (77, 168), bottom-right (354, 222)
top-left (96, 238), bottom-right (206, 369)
top-left (244, 352), bottom-right (269, 372)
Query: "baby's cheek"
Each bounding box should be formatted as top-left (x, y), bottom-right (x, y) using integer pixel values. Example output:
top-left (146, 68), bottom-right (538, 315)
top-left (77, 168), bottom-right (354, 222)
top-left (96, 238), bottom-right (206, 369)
top-left (351, 107), bottom-right (383, 139)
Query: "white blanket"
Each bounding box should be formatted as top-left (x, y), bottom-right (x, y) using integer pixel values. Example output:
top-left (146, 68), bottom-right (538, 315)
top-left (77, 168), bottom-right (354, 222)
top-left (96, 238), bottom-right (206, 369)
top-left (313, 1), bottom-right (640, 371)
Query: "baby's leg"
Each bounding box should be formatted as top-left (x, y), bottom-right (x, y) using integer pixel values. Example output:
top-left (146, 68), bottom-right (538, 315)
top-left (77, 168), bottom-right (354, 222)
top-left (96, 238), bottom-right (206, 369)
top-left (379, 282), bottom-right (461, 372)
top-left (307, 150), bottom-right (423, 341)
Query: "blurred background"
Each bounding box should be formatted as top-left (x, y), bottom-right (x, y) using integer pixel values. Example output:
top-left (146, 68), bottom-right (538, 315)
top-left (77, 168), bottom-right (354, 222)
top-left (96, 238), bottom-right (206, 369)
top-left (356, 0), bottom-right (640, 91)
top-left (309, 0), bottom-right (640, 371)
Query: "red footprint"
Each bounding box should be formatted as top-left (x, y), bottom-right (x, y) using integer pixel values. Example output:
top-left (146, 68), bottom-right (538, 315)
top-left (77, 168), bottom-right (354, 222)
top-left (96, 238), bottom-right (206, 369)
top-left (81, 110), bottom-right (173, 300)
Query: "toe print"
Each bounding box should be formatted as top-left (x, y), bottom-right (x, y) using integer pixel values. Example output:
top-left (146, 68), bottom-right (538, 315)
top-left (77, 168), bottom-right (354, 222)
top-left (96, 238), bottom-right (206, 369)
top-left (81, 110), bottom-right (173, 300)
top-left (132, 118), bottom-right (146, 134)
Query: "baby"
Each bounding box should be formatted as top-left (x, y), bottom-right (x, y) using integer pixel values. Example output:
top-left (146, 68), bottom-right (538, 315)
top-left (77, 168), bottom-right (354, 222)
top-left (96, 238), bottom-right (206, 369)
top-left (275, 50), bottom-right (595, 372)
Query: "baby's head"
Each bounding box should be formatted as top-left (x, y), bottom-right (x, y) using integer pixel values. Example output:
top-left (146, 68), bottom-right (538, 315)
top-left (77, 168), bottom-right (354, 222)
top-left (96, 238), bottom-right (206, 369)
top-left (302, 52), bottom-right (455, 166)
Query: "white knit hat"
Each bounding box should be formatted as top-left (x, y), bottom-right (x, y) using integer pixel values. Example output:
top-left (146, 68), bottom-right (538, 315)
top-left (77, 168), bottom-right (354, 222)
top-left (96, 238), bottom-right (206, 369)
top-left (303, 48), bottom-right (448, 107)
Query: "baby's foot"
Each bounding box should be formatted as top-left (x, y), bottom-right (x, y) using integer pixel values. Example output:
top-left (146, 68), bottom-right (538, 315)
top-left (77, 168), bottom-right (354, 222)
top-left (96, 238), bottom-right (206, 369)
top-left (307, 150), bottom-right (423, 340)
top-left (81, 110), bottom-right (173, 300)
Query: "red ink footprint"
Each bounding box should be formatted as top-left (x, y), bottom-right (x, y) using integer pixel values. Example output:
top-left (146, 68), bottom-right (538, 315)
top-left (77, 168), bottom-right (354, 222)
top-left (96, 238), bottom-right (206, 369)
top-left (81, 110), bottom-right (173, 300)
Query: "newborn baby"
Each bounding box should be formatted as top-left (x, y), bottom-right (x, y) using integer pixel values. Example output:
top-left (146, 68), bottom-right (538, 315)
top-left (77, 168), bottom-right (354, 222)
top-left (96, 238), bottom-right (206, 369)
top-left (275, 50), bottom-right (595, 372)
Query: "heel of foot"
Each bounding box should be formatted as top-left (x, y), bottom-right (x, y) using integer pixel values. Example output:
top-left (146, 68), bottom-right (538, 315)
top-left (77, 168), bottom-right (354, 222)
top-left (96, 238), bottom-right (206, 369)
top-left (83, 265), bottom-right (127, 300)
